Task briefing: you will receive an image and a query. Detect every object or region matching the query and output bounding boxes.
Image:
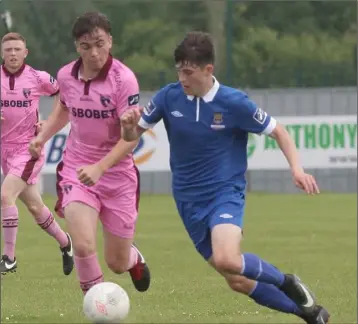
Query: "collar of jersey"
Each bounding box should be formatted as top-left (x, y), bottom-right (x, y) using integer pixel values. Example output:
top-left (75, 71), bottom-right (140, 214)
top-left (186, 77), bottom-right (220, 103)
top-left (71, 54), bottom-right (113, 81)
top-left (1, 63), bottom-right (26, 77)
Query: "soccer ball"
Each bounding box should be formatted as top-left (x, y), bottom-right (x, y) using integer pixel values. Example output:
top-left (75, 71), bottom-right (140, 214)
top-left (83, 282), bottom-right (130, 323)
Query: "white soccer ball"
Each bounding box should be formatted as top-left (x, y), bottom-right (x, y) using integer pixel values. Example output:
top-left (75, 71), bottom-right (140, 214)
top-left (83, 282), bottom-right (130, 323)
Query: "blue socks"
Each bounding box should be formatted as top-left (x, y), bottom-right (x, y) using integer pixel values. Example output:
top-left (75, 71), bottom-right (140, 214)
top-left (249, 282), bottom-right (302, 316)
top-left (240, 253), bottom-right (303, 317)
top-left (241, 253), bottom-right (285, 287)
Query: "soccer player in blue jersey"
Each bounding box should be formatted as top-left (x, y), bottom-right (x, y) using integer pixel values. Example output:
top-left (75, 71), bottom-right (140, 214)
top-left (120, 32), bottom-right (329, 324)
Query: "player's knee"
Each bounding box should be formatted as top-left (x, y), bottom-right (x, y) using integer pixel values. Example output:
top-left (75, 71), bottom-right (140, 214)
top-left (73, 240), bottom-right (96, 258)
top-left (225, 275), bottom-right (254, 295)
top-left (213, 253), bottom-right (243, 275)
top-left (0, 190), bottom-right (16, 207)
top-left (105, 255), bottom-right (128, 274)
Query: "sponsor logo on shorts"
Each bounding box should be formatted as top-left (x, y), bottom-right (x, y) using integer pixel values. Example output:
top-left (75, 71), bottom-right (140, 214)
top-left (219, 213), bottom-right (233, 219)
top-left (63, 184), bottom-right (72, 194)
top-left (124, 223), bottom-right (134, 230)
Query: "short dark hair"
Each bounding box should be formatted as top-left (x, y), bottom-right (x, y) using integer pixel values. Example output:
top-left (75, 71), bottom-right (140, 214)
top-left (174, 31), bottom-right (215, 67)
top-left (72, 12), bottom-right (111, 40)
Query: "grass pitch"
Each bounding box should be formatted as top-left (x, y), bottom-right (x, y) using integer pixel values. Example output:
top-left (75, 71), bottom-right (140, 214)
top-left (1, 193), bottom-right (356, 323)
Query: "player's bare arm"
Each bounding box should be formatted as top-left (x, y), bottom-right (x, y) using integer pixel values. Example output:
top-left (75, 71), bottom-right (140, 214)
top-left (269, 123), bottom-right (319, 195)
top-left (38, 96), bottom-right (69, 142)
top-left (29, 97), bottom-right (69, 158)
top-left (77, 138), bottom-right (139, 187)
top-left (120, 107), bottom-right (146, 142)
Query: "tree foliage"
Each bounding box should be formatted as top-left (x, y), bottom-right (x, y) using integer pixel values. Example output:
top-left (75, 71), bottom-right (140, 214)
top-left (0, 0), bottom-right (355, 89)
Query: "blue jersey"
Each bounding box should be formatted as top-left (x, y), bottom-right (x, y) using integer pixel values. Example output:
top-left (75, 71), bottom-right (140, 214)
top-left (139, 78), bottom-right (276, 202)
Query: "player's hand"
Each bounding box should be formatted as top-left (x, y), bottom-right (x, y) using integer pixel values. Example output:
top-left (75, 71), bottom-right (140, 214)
top-left (1, 110), bottom-right (4, 121)
top-left (120, 107), bottom-right (143, 131)
top-left (29, 136), bottom-right (45, 159)
top-left (77, 163), bottom-right (104, 187)
top-left (292, 169), bottom-right (320, 195)
top-left (36, 120), bottom-right (46, 133)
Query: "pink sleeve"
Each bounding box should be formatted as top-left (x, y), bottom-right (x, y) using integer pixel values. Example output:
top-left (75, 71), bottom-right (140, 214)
top-left (115, 71), bottom-right (140, 117)
top-left (56, 70), bottom-right (67, 108)
top-left (37, 71), bottom-right (60, 97)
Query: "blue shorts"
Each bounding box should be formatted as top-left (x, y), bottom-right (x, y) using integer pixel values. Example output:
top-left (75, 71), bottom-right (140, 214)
top-left (175, 191), bottom-right (245, 261)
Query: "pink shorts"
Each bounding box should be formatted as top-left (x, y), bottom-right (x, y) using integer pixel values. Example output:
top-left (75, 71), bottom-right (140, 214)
top-left (55, 161), bottom-right (140, 239)
top-left (1, 144), bottom-right (44, 184)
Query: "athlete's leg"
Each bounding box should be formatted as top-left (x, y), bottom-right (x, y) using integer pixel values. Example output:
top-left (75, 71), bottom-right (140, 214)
top-left (208, 197), bottom-right (320, 316)
top-left (19, 184), bottom-right (73, 275)
top-left (101, 168), bottom-right (150, 292)
top-left (0, 174), bottom-right (27, 273)
top-left (56, 161), bottom-right (104, 294)
top-left (64, 201), bottom-right (103, 294)
top-left (1, 145), bottom-right (45, 271)
top-left (209, 225), bottom-right (329, 323)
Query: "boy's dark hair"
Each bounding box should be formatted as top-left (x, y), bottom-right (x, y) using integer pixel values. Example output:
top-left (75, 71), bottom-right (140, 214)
top-left (72, 12), bottom-right (111, 40)
top-left (174, 31), bottom-right (215, 67)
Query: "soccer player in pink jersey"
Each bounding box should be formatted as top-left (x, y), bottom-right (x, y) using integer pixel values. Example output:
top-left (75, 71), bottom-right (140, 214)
top-left (29, 12), bottom-right (151, 295)
top-left (0, 32), bottom-right (74, 275)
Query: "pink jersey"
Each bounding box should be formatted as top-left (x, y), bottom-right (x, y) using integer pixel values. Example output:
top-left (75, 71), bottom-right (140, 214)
top-left (1, 64), bottom-right (59, 145)
top-left (57, 55), bottom-right (140, 172)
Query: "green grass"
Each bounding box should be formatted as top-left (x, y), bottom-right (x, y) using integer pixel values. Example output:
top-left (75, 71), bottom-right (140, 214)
top-left (1, 193), bottom-right (357, 323)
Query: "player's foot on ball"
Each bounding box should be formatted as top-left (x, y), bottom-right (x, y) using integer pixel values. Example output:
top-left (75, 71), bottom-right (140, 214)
top-left (60, 233), bottom-right (74, 276)
top-left (0, 255), bottom-right (17, 275)
top-left (280, 274), bottom-right (317, 314)
top-left (128, 244), bottom-right (150, 292)
top-left (300, 305), bottom-right (330, 324)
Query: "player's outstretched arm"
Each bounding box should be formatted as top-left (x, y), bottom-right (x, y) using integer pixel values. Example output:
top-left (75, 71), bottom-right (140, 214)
top-left (269, 123), bottom-right (319, 194)
top-left (269, 123), bottom-right (302, 173)
top-left (232, 96), bottom-right (319, 195)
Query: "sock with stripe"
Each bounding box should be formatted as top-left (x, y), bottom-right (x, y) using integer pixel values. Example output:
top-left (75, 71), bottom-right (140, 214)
top-left (74, 254), bottom-right (104, 295)
top-left (241, 253), bottom-right (285, 287)
top-left (1, 206), bottom-right (19, 261)
top-left (35, 206), bottom-right (68, 248)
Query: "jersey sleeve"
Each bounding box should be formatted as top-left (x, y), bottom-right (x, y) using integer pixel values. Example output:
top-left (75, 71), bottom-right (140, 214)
top-left (115, 71), bottom-right (140, 116)
top-left (231, 93), bottom-right (276, 135)
top-left (56, 69), bottom-right (67, 108)
top-left (37, 71), bottom-right (60, 97)
top-left (138, 89), bottom-right (165, 130)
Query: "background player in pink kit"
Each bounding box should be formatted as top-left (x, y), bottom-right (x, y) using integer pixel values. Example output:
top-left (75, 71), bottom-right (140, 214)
top-left (29, 12), bottom-right (151, 295)
top-left (0, 32), bottom-right (74, 275)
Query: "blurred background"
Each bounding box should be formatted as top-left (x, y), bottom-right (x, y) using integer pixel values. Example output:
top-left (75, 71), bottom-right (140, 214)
top-left (1, 0), bottom-right (357, 195)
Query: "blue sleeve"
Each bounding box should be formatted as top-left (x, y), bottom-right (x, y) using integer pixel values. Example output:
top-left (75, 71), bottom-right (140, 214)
top-left (139, 88), bottom-right (166, 129)
top-left (230, 93), bottom-right (276, 135)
